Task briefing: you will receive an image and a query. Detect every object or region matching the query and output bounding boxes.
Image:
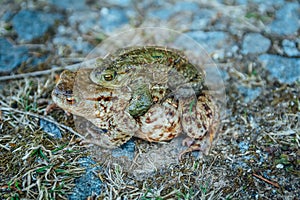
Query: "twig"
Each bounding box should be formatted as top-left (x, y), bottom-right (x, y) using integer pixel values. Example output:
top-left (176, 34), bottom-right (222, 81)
top-left (0, 106), bottom-right (84, 139)
top-left (0, 58), bottom-right (97, 81)
top-left (267, 130), bottom-right (297, 136)
top-left (252, 173), bottom-right (280, 188)
top-left (0, 144), bottom-right (10, 151)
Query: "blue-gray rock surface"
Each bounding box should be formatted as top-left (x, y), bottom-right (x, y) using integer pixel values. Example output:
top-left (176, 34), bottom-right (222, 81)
top-left (50, 0), bottom-right (88, 10)
top-left (237, 85), bottom-right (262, 103)
top-left (0, 37), bottom-right (28, 73)
top-left (12, 10), bottom-right (62, 41)
top-left (112, 139), bottom-right (135, 160)
top-left (282, 39), bottom-right (300, 57)
top-left (258, 54), bottom-right (300, 84)
top-left (266, 2), bottom-right (300, 36)
top-left (69, 157), bottom-right (102, 200)
top-left (242, 33), bottom-right (271, 54)
top-left (99, 8), bottom-right (129, 33)
top-left (176, 31), bottom-right (233, 54)
top-left (40, 119), bottom-right (62, 139)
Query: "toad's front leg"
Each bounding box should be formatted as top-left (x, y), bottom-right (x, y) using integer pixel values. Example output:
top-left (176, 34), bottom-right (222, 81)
top-left (81, 112), bottom-right (138, 149)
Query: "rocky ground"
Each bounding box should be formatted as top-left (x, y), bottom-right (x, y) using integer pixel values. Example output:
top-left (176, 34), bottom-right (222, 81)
top-left (0, 0), bottom-right (299, 199)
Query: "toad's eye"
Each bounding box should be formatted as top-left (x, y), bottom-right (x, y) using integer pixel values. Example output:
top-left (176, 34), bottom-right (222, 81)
top-left (102, 70), bottom-right (117, 81)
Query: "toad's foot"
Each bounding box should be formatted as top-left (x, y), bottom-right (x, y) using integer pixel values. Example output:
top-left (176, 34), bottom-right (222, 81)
top-left (179, 132), bottom-right (214, 160)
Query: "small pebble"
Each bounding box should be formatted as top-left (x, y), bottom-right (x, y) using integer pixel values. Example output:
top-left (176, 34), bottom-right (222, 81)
top-left (242, 33), bottom-right (271, 54)
top-left (282, 39), bottom-right (300, 56)
top-left (276, 164), bottom-right (284, 169)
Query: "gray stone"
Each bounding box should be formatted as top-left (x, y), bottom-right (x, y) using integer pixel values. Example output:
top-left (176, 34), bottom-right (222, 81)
top-left (99, 8), bottom-right (129, 33)
top-left (30, 55), bottom-right (48, 67)
top-left (102, 0), bottom-right (132, 7)
top-left (255, 0), bottom-right (285, 13)
top-left (12, 10), bottom-right (62, 41)
top-left (235, 0), bottom-right (248, 5)
top-left (137, 0), bottom-right (169, 11)
top-left (258, 54), bottom-right (300, 84)
top-left (220, 69), bottom-right (230, 81)
top-left (40, 119), bottom-right (62, 139)
top-left (0, 37), bottom-right (29, 73)
top-left (53, 36), bottom-right (93, 54)
top-left (191, 9), bottom-right (216, 30)
top-left (50, 0), bottom-right (88, 10)
top-left (67, 11), bottom-right (99, 33)
top-left (147, 1), bottom-right (199, 20)
top-left (1, 11), bottom-right (13, 21)
top-left (112, 139), bottom-right (135, 160)
top-left (147, 8), bottom-right (173, 20)
top-left (175, 31), bottom-right (232, 56)
top-left (237, 85), bottom-right (262, 103)
top-left (276, 164), bottom-right (284, 169)
top-left (217, 0), bottom-right (284, 6)
top-left (252, 0), bottom-right (284, 6)
top-left (242, 33), bottom-right (271, 54)
top-left (69, 157), bottom-right (102, 200)
top-left (282, 39), bottom-right (300, 57)
top-left (267, 3), bottom-right (300, 36)
top-left (238, 141), bottom-right (249, 153)
top-left (172, 1), bottom-right (199, 12)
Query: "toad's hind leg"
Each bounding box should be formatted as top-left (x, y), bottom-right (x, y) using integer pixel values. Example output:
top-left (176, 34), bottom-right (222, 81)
top-left (179, 93), bottom-right (218, 159)
top-left (135, 99), bottom-right (182, 142)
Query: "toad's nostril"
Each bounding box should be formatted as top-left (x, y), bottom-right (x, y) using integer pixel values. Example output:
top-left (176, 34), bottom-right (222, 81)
top-left (64, 89), bottom-right (73, 95)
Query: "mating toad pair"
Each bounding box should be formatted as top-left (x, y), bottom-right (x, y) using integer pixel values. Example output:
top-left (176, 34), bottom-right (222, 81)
top-left (52, 46), bottom-right (219, 157)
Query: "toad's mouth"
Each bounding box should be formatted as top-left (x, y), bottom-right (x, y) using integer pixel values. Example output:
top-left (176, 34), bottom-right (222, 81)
top-left (52, 87), bottom-right (76, 105)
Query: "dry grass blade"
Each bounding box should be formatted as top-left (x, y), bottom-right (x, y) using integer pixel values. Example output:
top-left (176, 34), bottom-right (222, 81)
top-left (253, 173), bottom-right (280, 188)
top-left (0, 58), bottom-right (97, 81)
top-left (0, 106), bottom-right (84, 139)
